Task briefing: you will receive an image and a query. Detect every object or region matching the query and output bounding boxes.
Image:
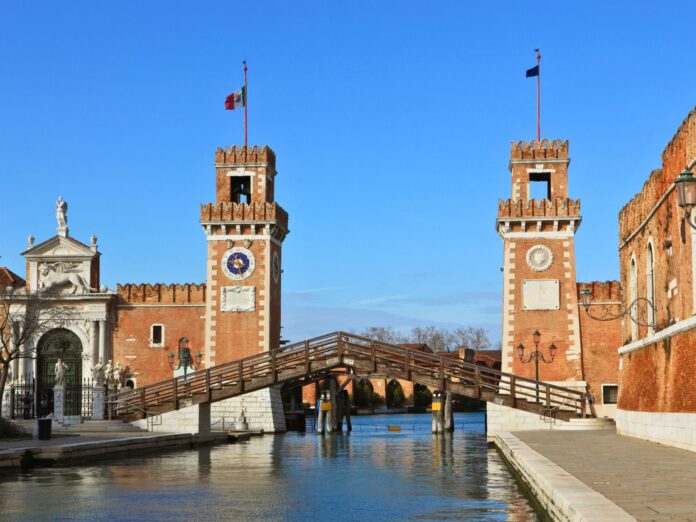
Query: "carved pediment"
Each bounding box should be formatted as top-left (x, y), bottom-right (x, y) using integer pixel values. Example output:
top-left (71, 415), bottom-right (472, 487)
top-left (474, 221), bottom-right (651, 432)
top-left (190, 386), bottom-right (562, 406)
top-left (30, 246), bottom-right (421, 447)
top-left (22, 235), bottom-right (95, 260)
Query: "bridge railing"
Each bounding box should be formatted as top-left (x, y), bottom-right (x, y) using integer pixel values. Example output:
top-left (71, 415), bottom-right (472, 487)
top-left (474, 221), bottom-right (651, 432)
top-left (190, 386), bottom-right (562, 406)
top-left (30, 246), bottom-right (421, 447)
top-left (111, 331), bottom-right (589, 419)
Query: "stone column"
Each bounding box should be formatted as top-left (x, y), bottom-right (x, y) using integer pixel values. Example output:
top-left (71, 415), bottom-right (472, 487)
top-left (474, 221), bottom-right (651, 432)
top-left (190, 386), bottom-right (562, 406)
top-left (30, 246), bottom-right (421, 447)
top-left (17, 338), bottom-right (28, 379)
top-left (91, 320), bottom-right (99, 365)
top-left (98, 320), bottom-right (108, 363)
top-left (9, 322), bottom-right (19, 380)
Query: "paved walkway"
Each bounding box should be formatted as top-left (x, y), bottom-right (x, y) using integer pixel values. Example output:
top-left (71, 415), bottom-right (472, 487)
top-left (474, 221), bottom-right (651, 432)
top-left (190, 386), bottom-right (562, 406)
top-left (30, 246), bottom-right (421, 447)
top-left (0, 431), bottom-right (164, 450)
top-left (515, 429), bottom-right (696, 521)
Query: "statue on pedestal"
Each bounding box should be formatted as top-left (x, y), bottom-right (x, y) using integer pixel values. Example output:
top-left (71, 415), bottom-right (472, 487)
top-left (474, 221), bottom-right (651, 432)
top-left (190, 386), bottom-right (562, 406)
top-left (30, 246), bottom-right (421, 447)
top-left (91, 359), bottom-right (105, 386)
top-left (113, 362), bottom-right (123, 390)
top-left (56, 197), bottom-right (68, 230)
top-left (104, 360), bottom-right (114, 388)
top-left (54, 359), bottom-right (67, 387)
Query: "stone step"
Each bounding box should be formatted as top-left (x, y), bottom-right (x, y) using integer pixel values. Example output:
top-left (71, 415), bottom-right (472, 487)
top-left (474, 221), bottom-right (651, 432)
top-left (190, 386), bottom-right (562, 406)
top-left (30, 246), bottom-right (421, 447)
top-left (66, 420), bottom-right (146, 433)
top-left (555, 418), bottom-right (615, 430)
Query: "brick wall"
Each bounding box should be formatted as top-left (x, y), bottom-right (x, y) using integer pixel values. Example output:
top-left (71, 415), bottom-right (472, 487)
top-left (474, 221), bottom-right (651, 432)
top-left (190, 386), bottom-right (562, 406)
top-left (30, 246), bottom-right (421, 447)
top-left (113, 283), bottom-right (206, 386)
top-left (619, 327), bottom-right (696, 413)
top-left (576, 281), bottom-right (622, 408)
top-left (618, 108), bottom-right (696, 344)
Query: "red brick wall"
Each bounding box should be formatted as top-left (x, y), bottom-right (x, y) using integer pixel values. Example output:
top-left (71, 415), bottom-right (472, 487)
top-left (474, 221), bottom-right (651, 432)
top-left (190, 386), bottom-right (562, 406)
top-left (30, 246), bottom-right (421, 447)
top-left (618, 109), bottom-right (696, 344)
top-left (207, 239), bottom-right (268, 362)
top-left (113, 283), bottom-right (207, 385)
top-left (576, 282), bottom-right (622, 403)
top-left (506, 235), bottom-right (583, 382)
top-left (113, 305), bottom-right (205, 386)
top-left (619, 328), bottom-right (696, 412)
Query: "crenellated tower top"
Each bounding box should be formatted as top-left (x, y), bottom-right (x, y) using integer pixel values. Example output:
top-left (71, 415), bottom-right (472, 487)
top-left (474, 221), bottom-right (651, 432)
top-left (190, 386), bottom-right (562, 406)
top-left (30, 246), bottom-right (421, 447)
top-left (214, 145), bottom-right (276, 168)
top-left (213, 145), bottom-right (278, 205)
top-left (496, 138), bottom-right (581, 236)
top-left (510, 139), bottom-right (569, 162)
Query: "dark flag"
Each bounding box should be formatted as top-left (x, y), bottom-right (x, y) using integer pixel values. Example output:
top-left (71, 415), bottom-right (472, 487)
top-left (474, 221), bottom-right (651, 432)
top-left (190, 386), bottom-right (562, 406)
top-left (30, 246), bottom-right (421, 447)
top-left (526, 65), bottom-right (539, 78)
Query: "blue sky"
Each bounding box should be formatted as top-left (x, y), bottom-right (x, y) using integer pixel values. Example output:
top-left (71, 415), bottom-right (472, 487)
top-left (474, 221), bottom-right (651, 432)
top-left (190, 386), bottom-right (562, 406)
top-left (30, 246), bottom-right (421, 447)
top-left (1, 1), bottom-right (695, 344)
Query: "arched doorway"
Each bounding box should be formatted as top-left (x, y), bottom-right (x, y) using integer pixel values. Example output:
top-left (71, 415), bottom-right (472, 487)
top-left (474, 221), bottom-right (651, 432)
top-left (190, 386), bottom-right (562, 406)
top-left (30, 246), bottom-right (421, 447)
top-left (37, 328), bottom-right (83, 416)
top-left (386, 379), bottom-right (405, 408)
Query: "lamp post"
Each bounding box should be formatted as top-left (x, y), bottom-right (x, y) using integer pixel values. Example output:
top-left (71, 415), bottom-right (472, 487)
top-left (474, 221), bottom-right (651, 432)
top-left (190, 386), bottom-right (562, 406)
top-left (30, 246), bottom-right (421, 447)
top-left (517, 330), bottom-right (556, 403)
top-left (167, 337), bottom-right (202, 379)
top-left (675, 168), bottom-right (696, 229)
top-left (579, 287), bottom-right (655, 327)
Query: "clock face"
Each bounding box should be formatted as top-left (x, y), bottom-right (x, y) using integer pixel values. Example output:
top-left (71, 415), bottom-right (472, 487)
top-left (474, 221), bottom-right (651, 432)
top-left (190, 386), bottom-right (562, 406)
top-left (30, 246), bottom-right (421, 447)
top-left (222, 247), bottom-right (255, 281)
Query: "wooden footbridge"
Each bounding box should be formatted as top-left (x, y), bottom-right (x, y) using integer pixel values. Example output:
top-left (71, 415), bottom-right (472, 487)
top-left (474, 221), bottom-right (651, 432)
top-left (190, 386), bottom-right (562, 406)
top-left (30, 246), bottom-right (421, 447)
top-left (111, 332), bottom-right (593, 422)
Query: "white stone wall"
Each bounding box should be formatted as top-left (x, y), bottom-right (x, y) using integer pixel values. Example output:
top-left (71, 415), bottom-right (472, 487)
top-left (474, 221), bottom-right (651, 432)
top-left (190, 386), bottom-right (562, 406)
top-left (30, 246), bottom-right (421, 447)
top-left (616, 409), bottom-right (696, 453)
top-left (486, 402), bottom-right (558, 439)
top-left (132, 386), bottom-right (286, 434)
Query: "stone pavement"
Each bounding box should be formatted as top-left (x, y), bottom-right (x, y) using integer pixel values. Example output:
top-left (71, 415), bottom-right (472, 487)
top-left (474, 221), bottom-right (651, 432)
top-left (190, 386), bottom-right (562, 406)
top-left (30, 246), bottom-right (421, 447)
top-left (515, 429), bottom-right (696, 521)
top-left (0, 430), bottom-right (166, 450)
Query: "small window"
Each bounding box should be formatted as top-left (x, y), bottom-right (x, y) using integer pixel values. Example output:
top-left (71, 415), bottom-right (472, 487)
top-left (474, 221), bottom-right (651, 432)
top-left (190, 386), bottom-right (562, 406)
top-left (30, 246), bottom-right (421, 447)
top-left (231, 176), bottom-right (252, 204)
top-left (529, 172), bottom-right (551, 200)
top-left (602, 385), bottom-right (619, 404)
top-left (150, 324), bottom-right (164, 347)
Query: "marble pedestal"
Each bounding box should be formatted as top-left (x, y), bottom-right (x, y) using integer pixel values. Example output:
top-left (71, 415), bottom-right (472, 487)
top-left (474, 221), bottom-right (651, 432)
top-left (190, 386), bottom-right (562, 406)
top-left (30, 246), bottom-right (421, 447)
top-left (92, 387), bottom-right (105, 420)
top-left (53, 385), bottom-right (65, 421)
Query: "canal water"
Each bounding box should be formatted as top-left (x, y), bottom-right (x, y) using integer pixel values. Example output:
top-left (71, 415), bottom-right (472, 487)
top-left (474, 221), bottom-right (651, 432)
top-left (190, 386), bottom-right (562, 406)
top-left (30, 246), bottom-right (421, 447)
top-left (1, 412), bottom-right (539, 521)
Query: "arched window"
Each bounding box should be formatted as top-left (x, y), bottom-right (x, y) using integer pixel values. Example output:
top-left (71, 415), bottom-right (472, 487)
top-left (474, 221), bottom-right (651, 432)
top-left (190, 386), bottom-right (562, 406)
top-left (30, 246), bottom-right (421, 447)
top-left (630, 255), bottom-right (638, 341)
top-left (646, 242), bottom-right (655, 333)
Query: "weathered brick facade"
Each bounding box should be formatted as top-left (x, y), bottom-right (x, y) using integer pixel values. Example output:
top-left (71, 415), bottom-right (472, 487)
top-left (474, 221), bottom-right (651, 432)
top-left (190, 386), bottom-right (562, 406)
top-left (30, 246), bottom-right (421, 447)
top-left (612, 108), bottom-right (696, 451)
top-left (111, 145), bottom-right (288, 388)
top-left (113, 284), bottom-right (206, 385)
top-left (497, 139), bottom-right (621, 411)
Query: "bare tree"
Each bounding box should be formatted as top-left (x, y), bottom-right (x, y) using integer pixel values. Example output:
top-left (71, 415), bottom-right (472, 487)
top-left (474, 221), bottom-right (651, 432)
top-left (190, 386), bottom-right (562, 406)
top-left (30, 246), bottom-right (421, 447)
top-left (409, 326), bottom-right (456, 352)
top-left (0, 288), bottom-right (69, 411)
top-left (452, 327), bottom-right (491, 353)
top-left (359, 326), bottom-right (406, 345)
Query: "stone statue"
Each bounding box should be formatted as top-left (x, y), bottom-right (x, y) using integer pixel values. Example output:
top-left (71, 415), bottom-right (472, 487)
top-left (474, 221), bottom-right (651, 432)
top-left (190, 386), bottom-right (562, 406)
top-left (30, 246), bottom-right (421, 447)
top-left (237, 407), bottom-right (248, 430)
top-left (40, 262), bottom-right (91, 295)
top-left (91, 358), bottom-right (105, 386)
top-left (56, 197), bottom-right (68, 229)
top-left (54, 359), bottom-right (67, 387)
top-left (113, 362), bottom-right (123, 390)
top-left (104, 360), bottom-right (114, 388)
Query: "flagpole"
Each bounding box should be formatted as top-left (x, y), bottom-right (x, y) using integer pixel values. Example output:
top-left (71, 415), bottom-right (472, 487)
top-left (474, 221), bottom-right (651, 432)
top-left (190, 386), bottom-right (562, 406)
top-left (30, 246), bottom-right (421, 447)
top-left (536, 49), bottom-right (541, 141)
top-left (243, 59), bottom-right (248, 148)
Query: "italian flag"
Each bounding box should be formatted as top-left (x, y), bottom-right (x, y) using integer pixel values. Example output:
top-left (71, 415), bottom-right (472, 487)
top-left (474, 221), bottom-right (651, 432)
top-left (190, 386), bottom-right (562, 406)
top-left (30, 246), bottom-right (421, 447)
top-left (225, 86), bottom-right (246, 110)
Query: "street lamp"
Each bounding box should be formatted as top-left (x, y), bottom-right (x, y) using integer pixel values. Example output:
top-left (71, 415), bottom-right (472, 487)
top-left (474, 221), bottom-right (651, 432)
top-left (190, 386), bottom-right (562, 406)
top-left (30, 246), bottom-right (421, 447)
top-left (675, 168), bottom-right (696, 229)
top-left (579, 287), bottom-right (655, 327)
top-left (167, 337), bottom-right (202, 379)
top-left (517, 330), bottom-right (556, 403)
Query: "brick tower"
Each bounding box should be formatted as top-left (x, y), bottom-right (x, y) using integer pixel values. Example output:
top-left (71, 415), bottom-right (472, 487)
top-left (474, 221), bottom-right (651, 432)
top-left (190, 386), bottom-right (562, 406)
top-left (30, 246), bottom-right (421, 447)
top-left (496, 139), bottom-right (584, 387)
top-left (200, 145), bottom-right (289, 366)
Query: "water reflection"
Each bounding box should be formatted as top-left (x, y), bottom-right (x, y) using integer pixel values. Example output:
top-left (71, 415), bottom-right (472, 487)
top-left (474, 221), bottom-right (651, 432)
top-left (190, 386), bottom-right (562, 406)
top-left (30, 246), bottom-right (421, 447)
top-left (1, 412), bottom-right (538, 521)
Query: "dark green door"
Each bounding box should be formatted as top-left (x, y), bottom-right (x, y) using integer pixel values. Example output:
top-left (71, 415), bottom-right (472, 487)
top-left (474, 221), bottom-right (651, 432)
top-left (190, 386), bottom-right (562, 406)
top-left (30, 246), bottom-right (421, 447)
top-left (37, 328), bottom-right (83, 416)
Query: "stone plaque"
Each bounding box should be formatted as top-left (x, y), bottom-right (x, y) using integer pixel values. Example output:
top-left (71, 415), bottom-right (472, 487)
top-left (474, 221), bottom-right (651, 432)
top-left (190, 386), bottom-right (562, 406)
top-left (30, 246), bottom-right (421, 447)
top-left (522, 280), bottom-right (560, 310)
top-left (221, 286), bottom-right (256, 312)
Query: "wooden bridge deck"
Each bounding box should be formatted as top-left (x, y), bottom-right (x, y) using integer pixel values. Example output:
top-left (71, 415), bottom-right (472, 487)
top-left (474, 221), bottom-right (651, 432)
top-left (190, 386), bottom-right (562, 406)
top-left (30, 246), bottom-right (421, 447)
top-left (111, 332), bottom-right (592, 422)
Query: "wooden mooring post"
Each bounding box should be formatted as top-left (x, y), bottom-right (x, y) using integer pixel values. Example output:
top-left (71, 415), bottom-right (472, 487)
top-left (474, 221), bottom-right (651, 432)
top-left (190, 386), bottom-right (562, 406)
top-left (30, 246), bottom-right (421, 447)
top-left (431, 390), bottom-right (454, 433)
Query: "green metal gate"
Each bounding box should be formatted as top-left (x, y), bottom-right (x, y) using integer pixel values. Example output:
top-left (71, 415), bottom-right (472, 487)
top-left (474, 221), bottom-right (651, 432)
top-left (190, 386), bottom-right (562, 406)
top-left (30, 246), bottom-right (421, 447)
top-left (37, 328), bottom-right (83, 416)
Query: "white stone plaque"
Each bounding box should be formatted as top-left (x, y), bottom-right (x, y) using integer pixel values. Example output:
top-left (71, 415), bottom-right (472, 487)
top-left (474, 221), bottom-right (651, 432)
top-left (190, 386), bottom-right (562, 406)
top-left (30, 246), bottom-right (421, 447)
top-left (221, 286), bottom-right (256, 312)
top-left (522, 280), bottom-right (560, 310)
